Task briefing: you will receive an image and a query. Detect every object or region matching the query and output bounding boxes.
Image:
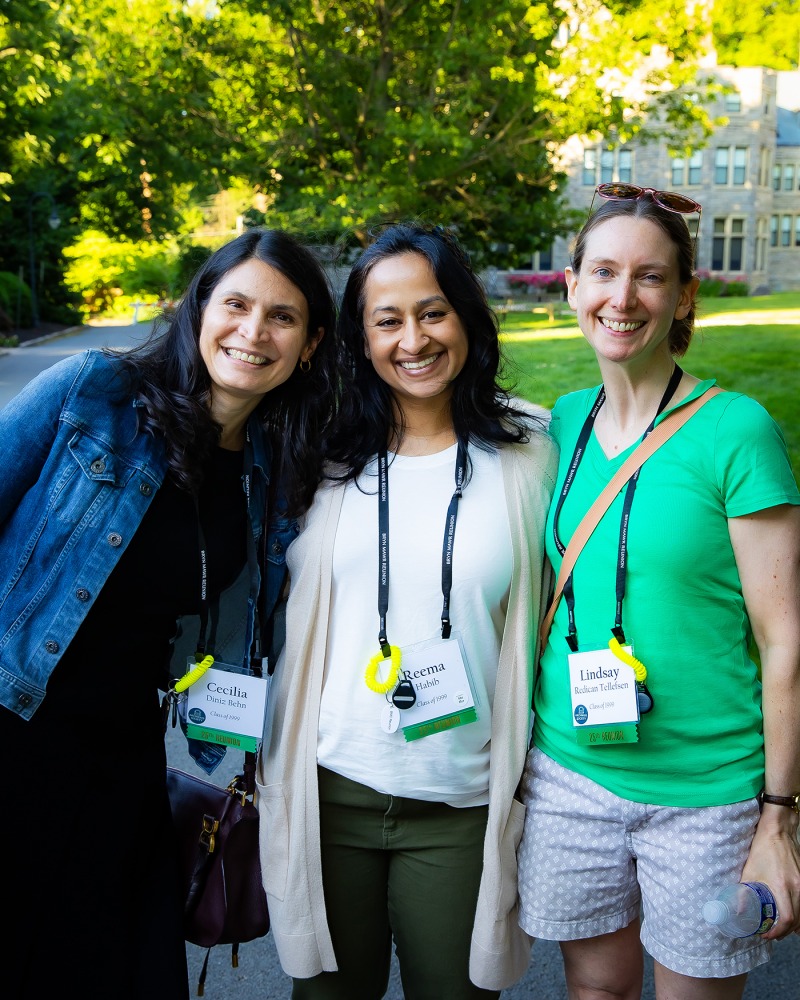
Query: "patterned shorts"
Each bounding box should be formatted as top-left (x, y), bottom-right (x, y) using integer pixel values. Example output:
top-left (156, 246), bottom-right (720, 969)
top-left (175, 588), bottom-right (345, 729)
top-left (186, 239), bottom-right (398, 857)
top-left (517, 748), bottom-right (772, 979)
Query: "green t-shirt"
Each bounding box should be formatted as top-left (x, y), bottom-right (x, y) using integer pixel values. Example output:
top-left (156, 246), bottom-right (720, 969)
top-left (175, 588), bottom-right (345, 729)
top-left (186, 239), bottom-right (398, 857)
top-left (533, 380), bottom-right (800, 806)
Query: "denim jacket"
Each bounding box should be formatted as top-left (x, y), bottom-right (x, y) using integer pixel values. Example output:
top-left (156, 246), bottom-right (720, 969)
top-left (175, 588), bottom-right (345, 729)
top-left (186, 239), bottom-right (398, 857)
top-left (0, 350), bottom-right (296, 722)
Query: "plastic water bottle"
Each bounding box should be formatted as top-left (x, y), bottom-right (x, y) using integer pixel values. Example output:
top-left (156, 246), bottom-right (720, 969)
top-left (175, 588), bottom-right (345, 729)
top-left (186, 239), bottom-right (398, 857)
top-left (702, 882), bottom-right (778, 937)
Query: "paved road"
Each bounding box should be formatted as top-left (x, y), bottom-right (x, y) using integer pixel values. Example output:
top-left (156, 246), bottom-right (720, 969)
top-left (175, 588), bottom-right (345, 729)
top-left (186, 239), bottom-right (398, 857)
top-left (3, 327), bottom-right (798, 998)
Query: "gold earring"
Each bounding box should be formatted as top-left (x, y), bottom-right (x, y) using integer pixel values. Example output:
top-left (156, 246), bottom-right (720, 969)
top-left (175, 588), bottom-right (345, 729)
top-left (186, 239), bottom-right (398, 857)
top-left (299, 358), bottom-right (311, 373)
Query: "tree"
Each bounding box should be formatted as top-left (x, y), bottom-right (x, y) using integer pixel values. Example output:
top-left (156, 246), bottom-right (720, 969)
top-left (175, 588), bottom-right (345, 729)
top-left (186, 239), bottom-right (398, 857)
top-left (2, 0), bottom-right (725, 298)
top-left (229, 0), bottom-right (717, 258)
top-left (712, 0), bottom-right (800, 70)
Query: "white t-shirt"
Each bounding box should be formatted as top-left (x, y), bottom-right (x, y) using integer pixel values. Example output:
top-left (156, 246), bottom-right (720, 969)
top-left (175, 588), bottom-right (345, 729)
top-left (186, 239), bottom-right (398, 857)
top-left (317, 443), bottom-right (512, 807)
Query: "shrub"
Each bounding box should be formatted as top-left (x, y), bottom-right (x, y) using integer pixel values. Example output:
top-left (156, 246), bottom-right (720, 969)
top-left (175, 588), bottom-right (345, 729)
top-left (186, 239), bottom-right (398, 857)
top-left (507, 272), bottom-right (567, 296)
top-left (697, 276), bottom-right (726, 297)
top-left (62, 231), bottom-right (181, 318)
top-left (695, 270), bottom-right (750, 298)
top-left (0, 271), bottom-right (32, 327)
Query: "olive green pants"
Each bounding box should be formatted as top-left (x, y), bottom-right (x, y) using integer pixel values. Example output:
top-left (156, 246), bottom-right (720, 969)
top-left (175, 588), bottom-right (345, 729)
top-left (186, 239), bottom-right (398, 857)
top-left (291, 766), bottom-right (500, 1000)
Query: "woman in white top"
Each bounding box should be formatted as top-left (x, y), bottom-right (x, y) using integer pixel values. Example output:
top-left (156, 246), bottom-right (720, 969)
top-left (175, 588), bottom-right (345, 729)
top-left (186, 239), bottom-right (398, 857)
top-left (257, 222), bottom-right (557, 998)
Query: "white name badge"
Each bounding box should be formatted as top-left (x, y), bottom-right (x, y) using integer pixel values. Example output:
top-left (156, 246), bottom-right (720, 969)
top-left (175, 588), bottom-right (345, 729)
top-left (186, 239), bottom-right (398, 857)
top-left (568, 646), bottom-right (639, 729)
top-left (398, 636), bottom-right (477, 742)
top-left (185, 663), bottom-right (269, 753)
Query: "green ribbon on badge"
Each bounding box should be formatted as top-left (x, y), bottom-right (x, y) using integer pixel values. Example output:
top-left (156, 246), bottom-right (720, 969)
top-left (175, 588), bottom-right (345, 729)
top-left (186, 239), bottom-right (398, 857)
top-left (403, 707), bottom-right (478, 743)
top-left (575, 724), bottom-right (638, 746)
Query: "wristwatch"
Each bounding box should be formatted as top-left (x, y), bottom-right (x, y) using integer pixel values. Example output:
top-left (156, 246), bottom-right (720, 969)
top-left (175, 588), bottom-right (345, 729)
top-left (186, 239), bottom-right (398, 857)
top-left (758, 791), bottom-right (800, 812)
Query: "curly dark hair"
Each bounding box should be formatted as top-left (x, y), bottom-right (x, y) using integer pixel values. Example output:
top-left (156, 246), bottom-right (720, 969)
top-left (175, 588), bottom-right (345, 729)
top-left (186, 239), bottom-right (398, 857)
top-left (110, 228), bottom-right (336, 512)
top-left (326, 222), bottom-right (536, 482)
top-left (569, 195), bottom-right (698, 357)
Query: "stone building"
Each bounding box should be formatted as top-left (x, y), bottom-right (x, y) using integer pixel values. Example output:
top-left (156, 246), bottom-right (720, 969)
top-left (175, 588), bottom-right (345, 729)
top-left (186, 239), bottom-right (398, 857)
top-left (545, 65), bottom-right (800, 292)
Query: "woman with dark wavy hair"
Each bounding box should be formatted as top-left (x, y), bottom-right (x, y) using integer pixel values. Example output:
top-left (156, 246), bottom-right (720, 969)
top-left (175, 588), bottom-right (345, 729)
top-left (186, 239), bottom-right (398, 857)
top-left (258, 222), bottom-right (558, 998)
top-left (0, 228), bottom-right (335, 999)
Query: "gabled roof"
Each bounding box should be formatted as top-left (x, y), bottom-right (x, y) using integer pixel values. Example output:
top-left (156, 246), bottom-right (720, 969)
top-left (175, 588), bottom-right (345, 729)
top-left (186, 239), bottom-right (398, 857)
top-left (777, 106), bottom-right (800, 147)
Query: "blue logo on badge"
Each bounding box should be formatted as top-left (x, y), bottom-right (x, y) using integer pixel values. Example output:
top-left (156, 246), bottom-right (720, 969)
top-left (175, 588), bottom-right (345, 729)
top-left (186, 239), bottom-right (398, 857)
top-left (188, 708), bottom-right (206, 724)
top-left (574, 705), bottom-right (588, 725)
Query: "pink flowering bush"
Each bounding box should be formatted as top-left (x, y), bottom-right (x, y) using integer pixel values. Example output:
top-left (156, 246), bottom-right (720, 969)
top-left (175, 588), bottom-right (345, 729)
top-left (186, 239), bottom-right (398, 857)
top-left (695, 270), bottom-right (749, 297)
top-left (507, 271), bottom-right (567, 295)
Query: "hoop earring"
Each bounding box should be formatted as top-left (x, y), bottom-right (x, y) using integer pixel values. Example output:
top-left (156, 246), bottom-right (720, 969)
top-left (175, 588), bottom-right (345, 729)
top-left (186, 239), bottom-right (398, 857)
top-left (299, 358), bottom-right (312, 374)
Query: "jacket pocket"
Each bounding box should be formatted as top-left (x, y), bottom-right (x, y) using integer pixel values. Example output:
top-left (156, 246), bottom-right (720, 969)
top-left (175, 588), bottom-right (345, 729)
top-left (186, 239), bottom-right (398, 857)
top-left (255, 780), bottom-right (289, 900)
top-left (52, 431), bottom-right (130, 524)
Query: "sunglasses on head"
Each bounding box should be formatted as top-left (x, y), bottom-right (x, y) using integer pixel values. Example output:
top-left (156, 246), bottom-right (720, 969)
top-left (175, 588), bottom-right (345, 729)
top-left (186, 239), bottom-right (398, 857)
top-left (590, 183), bottom-right (702, 245)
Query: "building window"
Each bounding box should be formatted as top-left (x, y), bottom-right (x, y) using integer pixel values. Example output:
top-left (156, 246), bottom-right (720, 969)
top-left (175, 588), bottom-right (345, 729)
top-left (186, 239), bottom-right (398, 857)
top-left (582, 146), bottom-right (634, 186)
top-left (733, 147), bottom-right (747, 186)
top-left (795, 216), bottom-right (800, 247)
top-left (784, 164), bottom-right (795, 192)
top-left (770, 215), bottom-right (779, 247)
top-left (582, 149), bottom-right (596, 186)
top-left (755, 218), bottom-right (767, 271)
top-left (618, 149), bottom-right (632, 183)
top-left (724, 91), bottom-right (741, 113)
top-left (671, 151), bottom-right (702, 187)
top-left (600, 148), bottom-right (614, 184)
top-left (781, 215), bottom-right (792, 246)
top-left (716, 147), bottom-right (747, 186)
top-left (715, 148), bottom-right (729, 185)
top-left (687, 151), bottom-right (702, 186)
top-left (730, 219), bottom-right (744, 269)
top-left (712, 217), bottom-right (745, 271)
top-left (534, 247), bottom-right (553, 271)
top-left (773, 165), bottom-right (782, 191)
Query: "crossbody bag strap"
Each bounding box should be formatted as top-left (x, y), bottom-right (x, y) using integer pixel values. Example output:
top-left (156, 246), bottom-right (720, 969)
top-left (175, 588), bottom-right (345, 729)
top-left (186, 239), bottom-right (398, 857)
top-left (539, 385), bottom-right (724, 650)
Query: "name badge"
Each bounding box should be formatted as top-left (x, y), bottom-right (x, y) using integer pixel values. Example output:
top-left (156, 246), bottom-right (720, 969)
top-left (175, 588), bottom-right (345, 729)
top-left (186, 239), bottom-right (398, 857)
top-left (185, 659), bottom-right (269, 752)
top-left (568, 646), bottom-right (639, 745)
top-left (397, 636), bottom-right (477, 742)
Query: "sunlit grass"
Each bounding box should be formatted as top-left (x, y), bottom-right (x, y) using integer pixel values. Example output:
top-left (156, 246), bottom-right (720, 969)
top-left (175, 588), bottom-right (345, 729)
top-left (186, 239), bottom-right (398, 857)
top-left (498, 293), bottom-right (800, 474)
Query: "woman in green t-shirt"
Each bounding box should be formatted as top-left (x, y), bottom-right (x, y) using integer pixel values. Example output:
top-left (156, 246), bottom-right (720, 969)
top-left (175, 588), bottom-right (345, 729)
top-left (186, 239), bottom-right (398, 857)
top-left (517, 185), bottom-right (800, 1000)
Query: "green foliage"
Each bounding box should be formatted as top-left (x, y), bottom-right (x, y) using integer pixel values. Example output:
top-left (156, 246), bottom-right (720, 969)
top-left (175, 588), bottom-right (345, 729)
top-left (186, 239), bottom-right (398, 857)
top-left (2, 1), bottom-right (719, 269)
top-left (0, 271), bottom-right (32, 327)
top-left (712, 0), bottom-right (800, 70)
top-left (62, 230), bottom-right (180, 316)
top-left (697, 276), bottom-right (727, 297)
top-left (174, 242), bottom-right (214, 290)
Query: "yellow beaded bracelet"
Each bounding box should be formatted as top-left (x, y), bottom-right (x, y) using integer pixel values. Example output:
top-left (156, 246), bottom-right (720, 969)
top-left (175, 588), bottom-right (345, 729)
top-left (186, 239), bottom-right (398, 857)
top-left (364, 645), bottom-right (402, 694)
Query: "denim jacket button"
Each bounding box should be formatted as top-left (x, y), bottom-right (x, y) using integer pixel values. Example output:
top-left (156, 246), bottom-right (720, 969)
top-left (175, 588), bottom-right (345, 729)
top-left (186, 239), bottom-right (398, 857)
top-left (18, 693), bottom-right (33, 708)
top-left (76, 588), bottom-right (90, 601)
top-left (45, 640), bottom-right (59, 654)
top-left (90, 459), bottom-right (106, 474)
top-left (107, 532), bottom-right (123, 547)
top-left (271, 540), bottom-right (283, 555)
top-left (139, 483), bottom-right (152, 496)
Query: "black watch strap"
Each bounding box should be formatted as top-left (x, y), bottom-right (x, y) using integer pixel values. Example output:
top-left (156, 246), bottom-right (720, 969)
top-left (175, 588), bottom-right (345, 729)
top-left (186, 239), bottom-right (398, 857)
top-left (758, 791), bottom-right (800, 813)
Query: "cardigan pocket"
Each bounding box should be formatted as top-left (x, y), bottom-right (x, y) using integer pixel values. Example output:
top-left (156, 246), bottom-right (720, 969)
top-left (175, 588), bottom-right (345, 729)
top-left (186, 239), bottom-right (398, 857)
top-left (256, 781), bottom-right (288, 900)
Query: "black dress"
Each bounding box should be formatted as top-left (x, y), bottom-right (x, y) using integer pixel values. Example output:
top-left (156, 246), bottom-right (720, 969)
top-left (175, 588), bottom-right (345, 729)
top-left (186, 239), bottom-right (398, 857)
top-left (1, 448), bottom-right (247, 1000)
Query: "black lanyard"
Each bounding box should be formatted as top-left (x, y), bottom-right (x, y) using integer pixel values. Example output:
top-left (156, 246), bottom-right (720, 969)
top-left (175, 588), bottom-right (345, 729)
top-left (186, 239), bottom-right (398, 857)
top-left (376, 442), bottom-right (467, 656)
top-left (552, 366), bottom-right (683, 651)
top-left (193, 434), bottom-right (264, 672)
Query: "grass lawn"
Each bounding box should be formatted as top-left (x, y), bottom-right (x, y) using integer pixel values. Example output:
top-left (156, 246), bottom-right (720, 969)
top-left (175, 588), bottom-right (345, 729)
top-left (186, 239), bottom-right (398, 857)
top-left (499, 291), bottom-right (800, 474)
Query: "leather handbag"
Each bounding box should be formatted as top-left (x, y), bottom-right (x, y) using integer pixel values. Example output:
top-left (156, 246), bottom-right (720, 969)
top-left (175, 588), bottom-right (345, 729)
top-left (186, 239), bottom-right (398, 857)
top-left (166, 752), bottom-right (269, 952)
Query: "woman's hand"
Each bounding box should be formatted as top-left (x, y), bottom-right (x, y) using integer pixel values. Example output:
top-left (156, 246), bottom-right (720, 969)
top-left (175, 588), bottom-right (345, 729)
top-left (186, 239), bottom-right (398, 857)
top-left (741, 804), bottom-right (800, 938)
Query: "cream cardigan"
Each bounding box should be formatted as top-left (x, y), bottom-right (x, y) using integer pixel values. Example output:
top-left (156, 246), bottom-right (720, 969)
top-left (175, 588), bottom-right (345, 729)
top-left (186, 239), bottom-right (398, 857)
top-left (257, 413), bottom-right (557, 990)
